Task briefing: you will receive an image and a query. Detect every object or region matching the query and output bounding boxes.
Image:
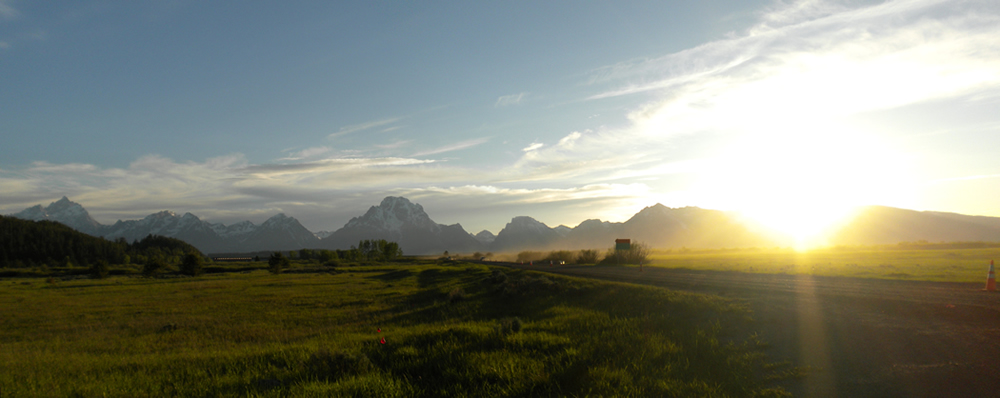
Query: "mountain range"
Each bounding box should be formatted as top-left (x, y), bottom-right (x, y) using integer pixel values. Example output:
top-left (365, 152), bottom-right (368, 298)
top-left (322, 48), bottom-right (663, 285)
top-left (12, 197), bottom-right (319, 254)
top-left (10, 196), bottom-right (1000, 255)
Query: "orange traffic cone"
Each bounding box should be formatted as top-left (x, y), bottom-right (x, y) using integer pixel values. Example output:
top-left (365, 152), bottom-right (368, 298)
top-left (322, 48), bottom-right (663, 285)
top-left (985, 260), bottom-right (996, 292)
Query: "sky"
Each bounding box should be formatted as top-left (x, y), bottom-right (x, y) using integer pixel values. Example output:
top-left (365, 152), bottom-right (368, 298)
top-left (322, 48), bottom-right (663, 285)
top-left (2, 0), bottom-right (999, 238)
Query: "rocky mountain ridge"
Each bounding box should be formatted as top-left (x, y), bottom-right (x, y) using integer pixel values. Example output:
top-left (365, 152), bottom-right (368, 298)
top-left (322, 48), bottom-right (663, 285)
top-left (11, 196), bottom-right (1000, 255)
top-left (13, 197), bottom-right (104, 236)
top-left (11, 197), bottom-right (318, 253)
top-left (320, 196), bottom-right (482, 255)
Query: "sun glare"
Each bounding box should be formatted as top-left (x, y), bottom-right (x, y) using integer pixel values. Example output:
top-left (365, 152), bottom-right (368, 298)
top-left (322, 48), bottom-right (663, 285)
top-left (694, 125), bottom-right (913, 250)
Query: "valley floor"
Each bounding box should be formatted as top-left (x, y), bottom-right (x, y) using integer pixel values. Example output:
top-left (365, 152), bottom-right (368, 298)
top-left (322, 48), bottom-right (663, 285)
top-left (0, 261), bottom-right (794, 397)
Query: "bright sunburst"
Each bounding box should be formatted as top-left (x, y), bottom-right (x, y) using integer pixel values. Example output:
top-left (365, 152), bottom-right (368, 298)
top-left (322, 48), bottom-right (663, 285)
top-left (695, 125), bottom-right (914, 249)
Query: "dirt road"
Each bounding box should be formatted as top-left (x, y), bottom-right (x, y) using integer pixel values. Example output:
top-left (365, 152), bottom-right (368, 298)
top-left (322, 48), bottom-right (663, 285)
top-left (500, 263), bottom-right (1000, 397)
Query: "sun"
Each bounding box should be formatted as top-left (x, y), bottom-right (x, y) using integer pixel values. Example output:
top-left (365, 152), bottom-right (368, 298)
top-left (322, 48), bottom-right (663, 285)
top-left (693, 125), bottom-right (912, 249)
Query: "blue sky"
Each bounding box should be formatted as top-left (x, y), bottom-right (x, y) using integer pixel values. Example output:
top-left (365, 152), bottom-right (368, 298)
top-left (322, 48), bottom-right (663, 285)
top-left (2, 0), bottom-right (1000, 239)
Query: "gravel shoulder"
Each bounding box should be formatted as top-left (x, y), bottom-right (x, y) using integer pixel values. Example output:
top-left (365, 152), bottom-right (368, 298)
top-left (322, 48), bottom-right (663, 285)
top-left (499, 263), bottom-right (1000, 397)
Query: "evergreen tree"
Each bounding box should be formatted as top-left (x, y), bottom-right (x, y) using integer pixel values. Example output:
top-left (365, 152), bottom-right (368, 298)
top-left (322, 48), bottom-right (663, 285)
top-left (143, 258), bottom-right (168, 277)
top-left (180, 253), bottom-right (203, 276)
top-left (268, 252), bottom-right (290, 274)
top-left (90, 260), bottom-right (110, 279)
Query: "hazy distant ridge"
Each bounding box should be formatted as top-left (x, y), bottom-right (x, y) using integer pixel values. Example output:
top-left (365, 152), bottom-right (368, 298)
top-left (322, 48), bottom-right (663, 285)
top-left (829, 206), bottom-right (1000, 245)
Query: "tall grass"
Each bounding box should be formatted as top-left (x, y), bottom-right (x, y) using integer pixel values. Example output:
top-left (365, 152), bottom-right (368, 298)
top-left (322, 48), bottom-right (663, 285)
top-left (0, 262), bottom-right (794, 396)
top-left (647, 247), bottom-right (1000, 282)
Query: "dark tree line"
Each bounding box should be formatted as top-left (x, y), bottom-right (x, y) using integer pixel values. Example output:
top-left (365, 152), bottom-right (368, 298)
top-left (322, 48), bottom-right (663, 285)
top-left (291, 240), bottom-right (403, 263)
top-left (0, 215), bottom-right (203, 268)
top-left (352, 239), bottom-right (402, 261)
top-left (267, 239), bottom-right (405, 275)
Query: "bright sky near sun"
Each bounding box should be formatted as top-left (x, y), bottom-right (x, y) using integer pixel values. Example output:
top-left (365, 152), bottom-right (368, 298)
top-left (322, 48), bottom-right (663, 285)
top-left (2, 0), bottom-right (999, 240)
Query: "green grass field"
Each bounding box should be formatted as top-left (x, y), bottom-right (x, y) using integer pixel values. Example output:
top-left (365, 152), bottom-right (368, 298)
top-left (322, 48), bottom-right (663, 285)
top-left (647, 246), bottom-right (1000, 283)
top-left (0, 261), bottom-right (795, 397)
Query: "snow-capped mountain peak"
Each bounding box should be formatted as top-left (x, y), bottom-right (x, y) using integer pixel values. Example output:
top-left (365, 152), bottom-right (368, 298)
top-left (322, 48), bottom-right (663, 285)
top-left (144, 210), bottom-right (178, 221)
top-left (262, 213), bottom-right (290, 226)
top-left (212, 220), bottom-right (257, 238)
top-left (11, 196), bottom-right (102, 235)
top-left (344, 196), bottom-right (439, 233)
top-left (14, 205), bottom-right (46, 220)
top-left (47, 196), bottom-right (89, 217)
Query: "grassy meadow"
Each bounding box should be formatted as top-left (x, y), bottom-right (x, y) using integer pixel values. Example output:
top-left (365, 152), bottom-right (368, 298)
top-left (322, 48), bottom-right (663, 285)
top-left (0, 260), bottom-right (795, 397)
top-left (647, 245), bottom-right (1000, 283)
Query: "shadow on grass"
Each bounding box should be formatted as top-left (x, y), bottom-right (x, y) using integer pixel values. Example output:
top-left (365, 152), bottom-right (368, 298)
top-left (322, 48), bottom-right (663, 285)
top-left (203, 265), bottom-right (262, 274)
top-left (368, 269), bottom-right (413, 282)
top-left (417, 268), bottom-right (462, 288)
top-left (366, 267), bottom-right (785, 397)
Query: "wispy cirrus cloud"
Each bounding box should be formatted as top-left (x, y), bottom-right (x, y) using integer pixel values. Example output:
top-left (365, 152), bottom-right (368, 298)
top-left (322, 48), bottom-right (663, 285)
top-left (587, 0), bottom-right (1000, 108)
top-left (328, 117), bottom-right (400, 138)
top-left (0, 0), bottom-right (19, 20)
top-left (751, 0), bottom-right (852, 31)
top-left (521, 142), bottom-right (543, 152)
top-left (0, 1), bottom-right (33, 50)
top-left (495, 92), bottom-right (529, 107)
top-left (277, 146), bottom-right (332, 161)
top-left (28, 162), bottom-right (100, 174)
top-left (411, 137), bottom-right (491, 157)
top-left (240, 157), bottom-right (435, 177)
top-left (375, 140), bottom-right (414, 150)
top-left (401, 183), bottom-right (649, 205)
top-left (0, 29), bottom-right (47, 51)
top-left (502, 126), bottom-right (669, 184)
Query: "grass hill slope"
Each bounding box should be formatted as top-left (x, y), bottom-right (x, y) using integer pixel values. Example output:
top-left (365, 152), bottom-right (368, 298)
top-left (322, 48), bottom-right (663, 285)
top-left (0, 215), bottom-right (202, 269)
